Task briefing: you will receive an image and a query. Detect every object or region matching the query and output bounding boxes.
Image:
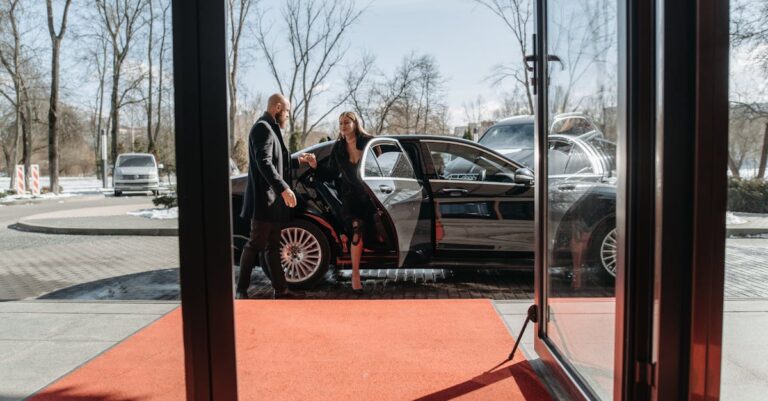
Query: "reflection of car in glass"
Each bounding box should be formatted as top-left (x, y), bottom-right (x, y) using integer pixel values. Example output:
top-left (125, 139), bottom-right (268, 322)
top-left (114, 153), bottom-right (161, 196)
top-left (478, 113), bottom-right (604, 167)
top-left (231, 135), bottom-right (616, 288)
top-left (229, 158), bottom-right (240, 176)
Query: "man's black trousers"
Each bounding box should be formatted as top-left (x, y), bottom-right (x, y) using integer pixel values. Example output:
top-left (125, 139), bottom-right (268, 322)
top-left (237, 220), bottom-right (288, 293)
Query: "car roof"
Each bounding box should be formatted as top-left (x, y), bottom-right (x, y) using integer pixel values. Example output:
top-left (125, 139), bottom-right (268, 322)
top-left (117, 153), bottom-right (155, 157)
top-left (491, 115), bottom-right (535, 126)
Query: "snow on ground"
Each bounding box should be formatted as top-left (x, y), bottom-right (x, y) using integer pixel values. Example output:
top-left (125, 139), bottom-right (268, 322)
top-left (726, 212), bottom-right (748, 225)
top-left (127, 207), bottom-right (178, 220)
top-left (1, 192), bottom-right (78, 204)
top-left (0, 176), bottom-right (107, 194)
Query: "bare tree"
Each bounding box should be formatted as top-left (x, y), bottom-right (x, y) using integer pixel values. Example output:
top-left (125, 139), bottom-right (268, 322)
top-left (227, 0), bottom-right (257, 150)
top-left (95, 0), bottom-right (147, 163)
top-left (361, 54), bottom-right (423, 135)
top-left (256, 0), bottom-right (366, 146)
top-left (81, 30), bottom-right (111, 178)
top-left (45, 0), bottom-right (73, 194)
top-left (731, 0), bottom-right (768, 179)
top-left (0, 0), bottom-right (35, 190)
top-left (474, 0), bottom-right (534, 113)
top-left (144, 0), bottom-right (170, 153)
top-left (730, 101), bottom-right (768, 179)
top-left (732, 0), bottom-right (768, 75)
top-left (547, 1), bottom-right (615, 114)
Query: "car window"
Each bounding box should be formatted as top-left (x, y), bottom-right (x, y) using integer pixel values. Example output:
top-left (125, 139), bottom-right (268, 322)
top-left (478, 123), bottom-right (534, 149)
top-left (564, 144), bottom-right (594, 175)
top-left (117, 155), bottom-right (155, 167)
top-left (425, 141), bottom-right (517, 183)
top-left (368, 142), bottom-right (416, 179)
top-left (363, 148), bottom-right (383, 177)
top-left (548, 141), bottom-right (571, 175)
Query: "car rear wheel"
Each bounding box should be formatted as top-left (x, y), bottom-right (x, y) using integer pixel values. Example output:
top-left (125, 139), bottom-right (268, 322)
top-left (261, 219), bottom-right (330, 289)
top-left (590, 222), bottom-right (617, 279)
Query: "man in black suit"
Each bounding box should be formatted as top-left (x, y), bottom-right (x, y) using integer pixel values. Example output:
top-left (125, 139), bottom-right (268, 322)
top-left (236, 93), bottom-right (302, 299)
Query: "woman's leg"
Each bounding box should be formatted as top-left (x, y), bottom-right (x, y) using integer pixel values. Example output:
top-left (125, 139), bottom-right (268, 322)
top-left (351, 219), bottom-right (363, 290)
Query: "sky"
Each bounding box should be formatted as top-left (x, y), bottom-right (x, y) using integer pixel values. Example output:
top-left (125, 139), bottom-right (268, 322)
top-left (242, 0), bottom-right (525, 127)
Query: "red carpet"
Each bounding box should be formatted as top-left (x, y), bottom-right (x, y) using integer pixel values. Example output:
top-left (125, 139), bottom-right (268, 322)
top-left (30, 300), bottom-right (551, 401)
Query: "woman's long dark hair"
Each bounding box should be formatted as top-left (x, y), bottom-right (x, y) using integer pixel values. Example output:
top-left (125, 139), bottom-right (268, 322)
top-left (337, 111), bottom-right (374, 144)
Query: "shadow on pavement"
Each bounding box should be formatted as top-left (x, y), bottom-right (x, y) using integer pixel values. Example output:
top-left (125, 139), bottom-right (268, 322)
top-left (36, 266), bottom-right (614, 301)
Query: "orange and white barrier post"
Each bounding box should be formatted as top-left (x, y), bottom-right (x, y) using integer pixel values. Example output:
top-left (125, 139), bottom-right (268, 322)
top-left (15, 165), bottom-right (25, 195)
top-left (30, 165), bottom-right (40, 196)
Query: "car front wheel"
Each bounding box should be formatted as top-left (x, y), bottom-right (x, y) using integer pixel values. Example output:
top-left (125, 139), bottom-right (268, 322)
top-left (261, 219), bottom-right (330, 289)
top-left (590, 223), bottom-right (617, 279)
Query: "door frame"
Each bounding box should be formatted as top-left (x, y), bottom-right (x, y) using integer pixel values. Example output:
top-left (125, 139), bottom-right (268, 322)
top-left (532, 0), bottom-right (638, 399)
top-left (172, 1), bottom-right (238, 400)
top-left (532, 0), bottom-right (729, 400)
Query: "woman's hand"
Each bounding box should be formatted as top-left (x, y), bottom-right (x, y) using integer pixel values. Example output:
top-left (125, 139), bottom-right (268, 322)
top-left (299, 153), bottom-right (317, 169)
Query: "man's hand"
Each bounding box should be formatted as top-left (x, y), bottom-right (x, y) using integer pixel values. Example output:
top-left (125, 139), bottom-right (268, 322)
top-left (299, 153), bottom-right (317, 169)
top-left (281, 188), bottom-right (297, 208)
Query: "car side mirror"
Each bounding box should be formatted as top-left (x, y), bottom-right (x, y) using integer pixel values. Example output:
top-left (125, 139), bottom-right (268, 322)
top-left (514, 168), bottom-right (534, 185)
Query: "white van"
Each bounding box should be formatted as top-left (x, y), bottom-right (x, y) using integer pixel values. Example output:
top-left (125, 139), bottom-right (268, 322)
top-left (114, 153), bottom-right (161, 196)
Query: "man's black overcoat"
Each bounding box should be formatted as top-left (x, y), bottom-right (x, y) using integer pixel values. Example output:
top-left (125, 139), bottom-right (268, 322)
top-left (240, 112), bottom-right (295, 222)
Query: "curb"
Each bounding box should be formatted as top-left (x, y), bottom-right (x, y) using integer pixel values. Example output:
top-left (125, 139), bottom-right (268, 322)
top-left (9, 221), bottom-right (178, 236)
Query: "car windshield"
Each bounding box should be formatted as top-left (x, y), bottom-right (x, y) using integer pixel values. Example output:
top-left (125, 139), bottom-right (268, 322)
top-left (479, 123), bottom-right (534, 149)
top-left (118, 155), bottom-right (155, 167)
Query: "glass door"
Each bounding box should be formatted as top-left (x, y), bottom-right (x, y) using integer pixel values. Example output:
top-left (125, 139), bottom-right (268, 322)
top-left (534, 0), bottom-right (620, 399)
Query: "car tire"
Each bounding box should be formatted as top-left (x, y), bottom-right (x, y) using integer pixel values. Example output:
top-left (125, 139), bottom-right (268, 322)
top-left (114, 191), bottom-right (122, 197)
top-left (589, 220), bottom-right (617, 280)
top-left (261, 219), bottom-right (331, 289)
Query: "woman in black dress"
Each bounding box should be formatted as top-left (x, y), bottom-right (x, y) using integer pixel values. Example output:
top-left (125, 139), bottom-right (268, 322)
top-left (301, 111), bottom-right (374, 291)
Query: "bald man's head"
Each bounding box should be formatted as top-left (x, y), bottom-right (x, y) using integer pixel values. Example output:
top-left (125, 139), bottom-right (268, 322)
top-left (267, 93), bottom-right (291, 129)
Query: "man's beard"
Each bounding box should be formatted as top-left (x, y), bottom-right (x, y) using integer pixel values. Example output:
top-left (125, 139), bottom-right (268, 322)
top-left (278, 116), bottom-right (289, 130)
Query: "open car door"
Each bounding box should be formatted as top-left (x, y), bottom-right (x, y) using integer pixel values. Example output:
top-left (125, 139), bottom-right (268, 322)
top-left (360, 138), bottom-right (426, 266)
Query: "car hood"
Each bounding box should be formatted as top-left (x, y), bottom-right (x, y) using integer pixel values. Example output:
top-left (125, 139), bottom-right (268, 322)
top-left (116, 167), bottom-right (155, 175)
top-left (496, 148), bottom-right (534, 168)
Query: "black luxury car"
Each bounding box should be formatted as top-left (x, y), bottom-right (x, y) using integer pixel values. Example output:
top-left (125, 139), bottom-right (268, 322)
top-left (231, 135), bottom-right (617, 288)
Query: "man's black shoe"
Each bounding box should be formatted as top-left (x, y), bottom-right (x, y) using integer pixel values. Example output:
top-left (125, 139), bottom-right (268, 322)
top-left (235, 290), bottom-right (249, 300)
top-left (272, 289), bottom-right (305, 299)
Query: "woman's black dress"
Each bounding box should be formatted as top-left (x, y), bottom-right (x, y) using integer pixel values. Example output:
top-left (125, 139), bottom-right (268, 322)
top-left (314, 137), bottom-right (376, 243)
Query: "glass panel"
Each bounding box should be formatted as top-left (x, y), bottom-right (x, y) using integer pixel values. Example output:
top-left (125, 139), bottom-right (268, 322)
top-left (371, 143), bottom-right (416, 179)
top-left (363, 148), bottom-right (383, 178)
top-left (544, 0), bottom-right (619, 398)
top-left (425, 142), bottom-right (518, 183)
top-left (721, 0), bottom-right (768, 398)
top-left (0, 1), bottom-right (182, 399)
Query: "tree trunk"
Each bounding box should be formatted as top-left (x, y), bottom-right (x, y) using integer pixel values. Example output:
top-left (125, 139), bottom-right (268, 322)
top-left (22, 102), bottom-right (31, 190)
top-left (146, 0), bottom-right (155, 153)
top-left (7, 121), bottom-right (19, 191)
top-left (728, 155), bottom-right (741, 178)
top-left (110, 63), bottom-right (121, 164)
top-left (757, 121), bottom-right (768, 180)
top-left (48, 40), bottom-right (61, 193)
top-left (96, 46), bottom-right (107, 179)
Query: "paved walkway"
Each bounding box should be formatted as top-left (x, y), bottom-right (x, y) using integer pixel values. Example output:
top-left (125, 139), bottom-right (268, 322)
top-left (0, 301), bottom-right (178, 401)
top-left (1, 199), bottom-right (768, 400)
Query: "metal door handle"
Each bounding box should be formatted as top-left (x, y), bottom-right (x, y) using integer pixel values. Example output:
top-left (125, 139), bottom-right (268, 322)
top-left (379, 185), bottom-right (393, 193)
top-left (557, 184), bottom-right (575, 191)
top-left (441, 188), bottom-right (468, 196)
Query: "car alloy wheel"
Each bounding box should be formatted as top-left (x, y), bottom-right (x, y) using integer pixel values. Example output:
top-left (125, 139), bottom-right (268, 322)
top-left (280, 226), bottom-right (323, 283)
top-left (600, 228), bottom-right (618, 277)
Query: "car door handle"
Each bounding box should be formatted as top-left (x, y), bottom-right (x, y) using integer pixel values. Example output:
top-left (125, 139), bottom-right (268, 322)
top-left (440, 188), bottom-right (468, 196)
top-left (557, 184), bottom-right (576, 191)
top-left (379, 185), bottom-right (393, 194)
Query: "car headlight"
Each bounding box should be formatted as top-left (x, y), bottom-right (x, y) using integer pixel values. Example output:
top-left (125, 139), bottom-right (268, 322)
top-left (115, 173), bottom-right (123, 180)
top-left (149, 171), bottom-right (158, 179)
